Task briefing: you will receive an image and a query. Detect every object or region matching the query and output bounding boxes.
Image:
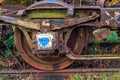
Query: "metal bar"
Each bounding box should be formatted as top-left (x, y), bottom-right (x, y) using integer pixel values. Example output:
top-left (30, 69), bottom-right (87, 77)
top-left (66, 54), bottom-right (120, 60)
top-left (0, 16), bottom-right (40, 30)
top-left (0, 68), bottom-right (120, 74)
top-left (100, 8), bottom-right (120, 28)
top-left (0, 69), bottom-right (119, 79)
top-left (26, 0), bottom-right (73, 10)
top-left (0, 12), bottom-right (99, 30)
top-left (52, 12), bottom-right (100, 30)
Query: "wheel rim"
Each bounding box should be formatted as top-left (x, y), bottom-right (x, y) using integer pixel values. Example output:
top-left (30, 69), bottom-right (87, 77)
top-left (14, 28), bottom-right (74, 71)
top-left (67, 27), bottom-right (92, 55)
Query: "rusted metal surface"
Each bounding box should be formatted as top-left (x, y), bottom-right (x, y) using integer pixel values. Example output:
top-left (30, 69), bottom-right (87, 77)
top-left (26, 0), bottom-right (73, 10)
top-left (14, 28), bottom-right (75, 71)
top-left (0, 11), bottom-right (99, 30)
top-left (0, 0), bottom-right (120, 71)
top-left (0, 5), bottom-right (26, 11)
top-left (0, 16), bottom-right (40, 30)
top-left (51, 12), bottom-right (99, 30)
top-left (0, 69), bottom-right (119, 79)
top-left (67, 27), bottom-right (86, 55)
top-left (93, 28), bottom-right (110, 40)
top-left (66, 54), bottom-right (120, 60)
top-left (101, 8), bottom-right (120, 28)
top-left (96, 0), bottom-right (105, 7)
top-left (0, 68), bottom-right (120, 74)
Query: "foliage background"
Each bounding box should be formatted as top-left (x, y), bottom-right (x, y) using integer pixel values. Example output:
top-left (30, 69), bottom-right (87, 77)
top-left (2, 0), bottom-right (36, 6)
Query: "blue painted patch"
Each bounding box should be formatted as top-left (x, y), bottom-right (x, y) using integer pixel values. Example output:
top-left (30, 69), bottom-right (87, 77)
top-left (45, 20), bottom-right (51, 23)
top-left (68, 8), bottom-right (74, 15)
top-left (52, 20), bottom-right (64, 24)
top-left (39, 37), bottom-right (49, 50)
top-left (47, 0), bottom-right (56, 2)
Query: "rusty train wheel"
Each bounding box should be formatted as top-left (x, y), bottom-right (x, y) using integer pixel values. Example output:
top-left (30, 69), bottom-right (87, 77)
top-left (14, 26), bottom-right (91, 70)
top-left (67, 27), bottom-right (92, 55)
top-left (14, 28), bottom-right (75, 71)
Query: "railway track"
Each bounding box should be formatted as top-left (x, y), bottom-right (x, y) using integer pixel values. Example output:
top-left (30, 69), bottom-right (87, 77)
top-left (1, 1), bottom-right (120, 78)
top-left (0, 69), bottom-right (119, 80)
top-left (67, 54), bottom-right (120, 60)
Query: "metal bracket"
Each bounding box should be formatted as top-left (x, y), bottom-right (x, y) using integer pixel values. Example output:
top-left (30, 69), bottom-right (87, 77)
top-left (26, 0), bottom-right (74, 15)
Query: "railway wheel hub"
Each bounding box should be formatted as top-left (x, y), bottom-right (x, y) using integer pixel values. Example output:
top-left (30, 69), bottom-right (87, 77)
top-left (36, 32), bottom-right (56, 50)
